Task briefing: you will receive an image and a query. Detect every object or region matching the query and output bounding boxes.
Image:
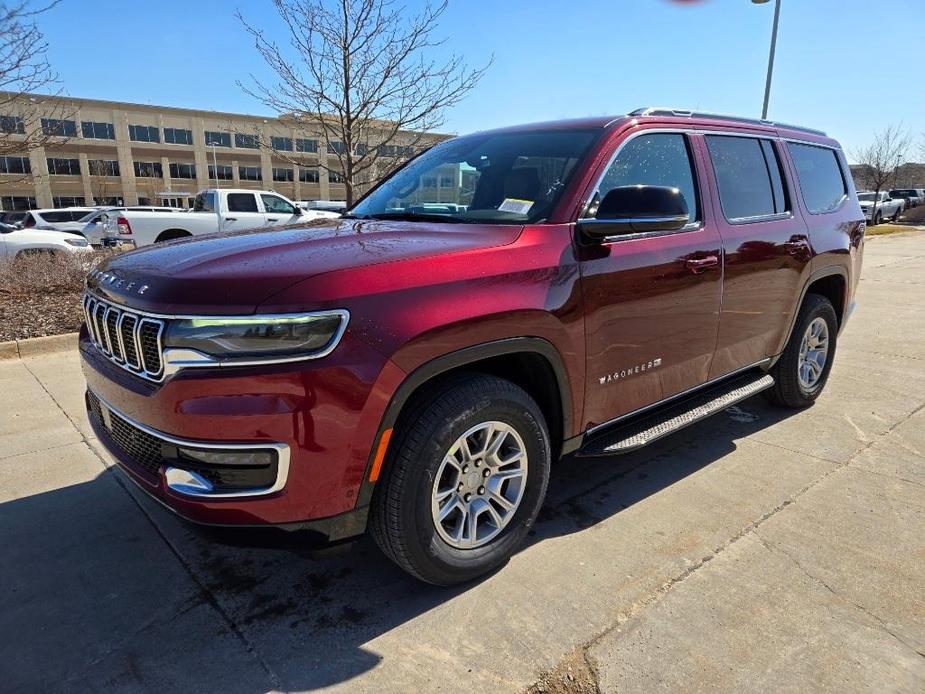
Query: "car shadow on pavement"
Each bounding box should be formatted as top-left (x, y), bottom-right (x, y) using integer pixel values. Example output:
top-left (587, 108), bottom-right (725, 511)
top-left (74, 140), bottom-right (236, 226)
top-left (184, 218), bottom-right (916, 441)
top-left (0, 395), bottom-right (800, 692)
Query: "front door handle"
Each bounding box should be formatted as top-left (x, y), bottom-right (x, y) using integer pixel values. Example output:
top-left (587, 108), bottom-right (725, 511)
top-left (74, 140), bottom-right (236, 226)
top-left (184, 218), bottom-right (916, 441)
top-left (225, 217), bottom-right (237, 222)
top-left (685, 255), bottom-right (719, 274)
top-left (267, 217), bottom-right (279, 221)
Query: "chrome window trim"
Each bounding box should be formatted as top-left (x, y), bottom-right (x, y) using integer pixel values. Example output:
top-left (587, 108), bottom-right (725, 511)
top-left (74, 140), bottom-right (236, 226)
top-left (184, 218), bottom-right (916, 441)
top-left (83, 291), bottom-right (350, 381)
top-left (89, 388), bottom-right (290, 499)
top-left (726, 211), bottom-right (794, 226)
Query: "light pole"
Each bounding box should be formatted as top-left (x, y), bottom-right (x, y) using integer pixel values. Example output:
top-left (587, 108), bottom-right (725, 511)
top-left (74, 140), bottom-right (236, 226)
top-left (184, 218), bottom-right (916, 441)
top-left (753, 0), bottom-right (781, 120)
top-left (208, 138), bottom-right (220, 188)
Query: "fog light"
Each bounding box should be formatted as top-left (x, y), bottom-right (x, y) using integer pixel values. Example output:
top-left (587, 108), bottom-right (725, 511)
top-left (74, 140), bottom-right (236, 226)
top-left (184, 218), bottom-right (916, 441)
top-left (165, 467), bottom-right (214, 494)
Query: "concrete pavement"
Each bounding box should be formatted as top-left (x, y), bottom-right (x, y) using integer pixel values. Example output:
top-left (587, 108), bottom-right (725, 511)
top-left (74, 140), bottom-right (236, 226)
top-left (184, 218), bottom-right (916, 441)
top-left (1, 232), bottom-right (923, 693)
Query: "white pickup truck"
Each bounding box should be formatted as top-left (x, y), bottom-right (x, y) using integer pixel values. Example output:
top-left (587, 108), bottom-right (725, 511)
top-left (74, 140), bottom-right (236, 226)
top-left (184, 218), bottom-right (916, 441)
top-left (856, 190), bottom-right (904, 225)
top-left (104, 189), bottom-right (311, 247)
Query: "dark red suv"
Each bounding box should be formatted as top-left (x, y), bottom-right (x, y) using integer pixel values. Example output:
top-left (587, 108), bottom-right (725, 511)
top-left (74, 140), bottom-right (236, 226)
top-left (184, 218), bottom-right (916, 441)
top-left (80, 108), bottom-right (864, 585)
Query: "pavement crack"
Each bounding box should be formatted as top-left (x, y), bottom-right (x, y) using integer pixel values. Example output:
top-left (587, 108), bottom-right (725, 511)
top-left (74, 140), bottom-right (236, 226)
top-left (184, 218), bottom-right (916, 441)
top-left (753, 529), bottom-right (925, 660)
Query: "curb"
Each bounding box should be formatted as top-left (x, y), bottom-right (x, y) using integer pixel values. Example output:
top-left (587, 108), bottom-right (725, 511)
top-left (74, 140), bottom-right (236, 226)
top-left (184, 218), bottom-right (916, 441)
top-left (0, 332), bottom-right (79, 360)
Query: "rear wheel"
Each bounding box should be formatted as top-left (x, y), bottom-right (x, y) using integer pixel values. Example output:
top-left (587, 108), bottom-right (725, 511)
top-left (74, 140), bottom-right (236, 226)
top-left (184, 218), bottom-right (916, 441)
top-left (370, 374), bottom-right (551, 586)
top-left (765, 293), bottom-right (837, 408)
top-left (872, 211), bottom-right (882, 226)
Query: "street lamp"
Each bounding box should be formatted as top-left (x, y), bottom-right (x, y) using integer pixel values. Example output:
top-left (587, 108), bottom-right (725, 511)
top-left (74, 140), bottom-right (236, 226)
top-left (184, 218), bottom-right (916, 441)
top-left (752, 0), bottom-right (782, 120)
top-left (208, 138), bottom-right (221, 188)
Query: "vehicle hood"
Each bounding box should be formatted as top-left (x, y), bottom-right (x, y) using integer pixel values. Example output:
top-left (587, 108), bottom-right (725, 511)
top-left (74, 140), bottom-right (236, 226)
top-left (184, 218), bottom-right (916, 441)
top-left (87, 219), bottom-right (524, 314)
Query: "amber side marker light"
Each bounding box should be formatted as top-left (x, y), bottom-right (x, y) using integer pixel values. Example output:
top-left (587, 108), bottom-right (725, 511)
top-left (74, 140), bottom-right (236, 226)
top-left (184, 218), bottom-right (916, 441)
top-left (368, 428), bottom-right (393, 482)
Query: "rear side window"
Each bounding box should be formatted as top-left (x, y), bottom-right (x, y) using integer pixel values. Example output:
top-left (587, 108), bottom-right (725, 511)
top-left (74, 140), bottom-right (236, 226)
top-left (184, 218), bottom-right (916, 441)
top-left (595, 133), bottom-right (700, 223)
top-left (787, 143), bottom-right (847, 214)
top-left (706, 135), bottom-right (788, 221)
top-left (227, 193), bottom-right (258, 213)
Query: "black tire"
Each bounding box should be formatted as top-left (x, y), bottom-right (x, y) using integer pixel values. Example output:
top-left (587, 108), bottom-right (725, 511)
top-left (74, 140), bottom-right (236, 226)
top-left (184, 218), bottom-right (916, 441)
top-left (872, 211), bottom-right (882, 226)
top-left (892, 206), bottom-right (902, 221)
top-left (370, 373), bottom-right (551, 586)
top-left (765, 293), bottom-right (838, 408)
top-left (155, 229), bottom-right (192, 243)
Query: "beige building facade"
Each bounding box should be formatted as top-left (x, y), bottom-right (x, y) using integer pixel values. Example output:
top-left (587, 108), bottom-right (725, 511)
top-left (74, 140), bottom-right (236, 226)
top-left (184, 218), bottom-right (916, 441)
top-left (0, 94), bottom-right (444, 210)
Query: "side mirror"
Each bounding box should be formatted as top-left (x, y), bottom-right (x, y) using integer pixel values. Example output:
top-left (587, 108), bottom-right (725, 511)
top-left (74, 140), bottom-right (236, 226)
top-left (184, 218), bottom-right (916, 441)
top-left (578, 185), bottom-right (689, 240)
top-left (294, 206), bottom-right (303, 216)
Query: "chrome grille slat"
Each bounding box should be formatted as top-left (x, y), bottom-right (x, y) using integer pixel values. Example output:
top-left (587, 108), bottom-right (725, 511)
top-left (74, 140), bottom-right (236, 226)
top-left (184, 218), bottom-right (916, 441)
top-left (83, 292), bottom-right (166, 382)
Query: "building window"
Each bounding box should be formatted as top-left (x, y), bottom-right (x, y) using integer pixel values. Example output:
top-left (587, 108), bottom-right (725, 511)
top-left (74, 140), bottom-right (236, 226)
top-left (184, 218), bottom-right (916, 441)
top-left (1, 196), bottom-right (35, 210)
top-left (208, 164), bottom-right (233, 180)
top-left (95, 197), bottom-right (122, 206)
top-left (88, 159), bottom-right (120, 177)
top-left (128, 124), bottom-right (160, 142)
top-left (354, 143), bottom-right (368, 156)
top-left (52, 196), bottom-right (86, 207)
top-left (0, 116), bottom-right (25, 135)
top-left (168, 162), bottom-right (196, 179)
top-left (41, 118), bottom-right (77, 137)
top-left (46, 157), bottom-right (81, 175)
top-left (272, 167), bottom-right (294, 182)
top-left (164, 127), bottom-right (193, 145)
top-left (299, 167), bottom-right (319, 183)
top-left (204, 131), bottom-right (231, 147)
top-left (239, 165), bottom-right (262, 181)
top-left (271, 137), bottom-right (293, 151)
top-left (80, 121), bottom-right (115, 140)
top-left (328, 170), bottom-right (345, 183)
top-left (0, 156), bottom-right (31, 174)
top-left (296, 138), bottom-right (318, 153)
top-left (133, 161), bottom-right (163, 178)
top-left (235, 133), bottom-right (259, 149)
top-left (327, 141), bottom-right (345, 155)
top-left (439, 176), bottom-right (454, 188)
top-left (422, 176), bottom-right (437, 188)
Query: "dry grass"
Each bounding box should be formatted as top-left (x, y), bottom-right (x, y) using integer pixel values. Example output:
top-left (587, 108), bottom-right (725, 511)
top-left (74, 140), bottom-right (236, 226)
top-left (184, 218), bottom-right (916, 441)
top-left (866, 223), bottom-right (922, 236)
top-left (0, 251), bottom-right (106, 342)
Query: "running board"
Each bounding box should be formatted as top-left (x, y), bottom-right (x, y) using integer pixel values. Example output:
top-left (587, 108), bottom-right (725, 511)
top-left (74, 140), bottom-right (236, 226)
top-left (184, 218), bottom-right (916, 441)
top-left (579, 372), bottom-right (775, 456)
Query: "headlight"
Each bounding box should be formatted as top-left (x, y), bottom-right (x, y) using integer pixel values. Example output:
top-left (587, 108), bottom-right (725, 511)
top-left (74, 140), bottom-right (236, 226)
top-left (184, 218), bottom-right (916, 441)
top-left (64, 237), bottom-right (90, 247)
top-left (163, 310), bottom-right (349, 360)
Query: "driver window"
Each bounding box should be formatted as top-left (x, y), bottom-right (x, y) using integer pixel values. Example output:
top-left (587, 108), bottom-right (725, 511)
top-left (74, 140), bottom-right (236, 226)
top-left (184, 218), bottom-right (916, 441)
top-left (592, 133), bottom-right (700, 224)
top-left (260, 194), bottom-right (296, 215)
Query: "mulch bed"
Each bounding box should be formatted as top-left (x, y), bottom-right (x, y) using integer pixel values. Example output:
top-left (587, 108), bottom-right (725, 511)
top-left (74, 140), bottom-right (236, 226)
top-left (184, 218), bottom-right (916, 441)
top-left (0, 290), bottom-right (84, 342)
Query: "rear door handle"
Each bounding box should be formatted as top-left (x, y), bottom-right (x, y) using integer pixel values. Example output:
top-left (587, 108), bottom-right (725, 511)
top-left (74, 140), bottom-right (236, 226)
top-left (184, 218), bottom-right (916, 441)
top-left (267, 217), bottom-right (279, 221)
top-left (685, 255), bottom-right (719, 273)
top-left (225, 217), bottom-right (237, 222)
top-left (785, 237), bottom-right (810, 257)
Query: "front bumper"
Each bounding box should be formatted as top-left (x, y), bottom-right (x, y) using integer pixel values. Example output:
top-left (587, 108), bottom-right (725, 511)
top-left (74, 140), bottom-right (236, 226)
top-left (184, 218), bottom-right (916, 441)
top-left (79, 324), bottom-right (404, 540)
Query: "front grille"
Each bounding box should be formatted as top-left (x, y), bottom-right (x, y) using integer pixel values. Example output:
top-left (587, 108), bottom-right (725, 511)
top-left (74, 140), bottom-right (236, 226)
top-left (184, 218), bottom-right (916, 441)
top-left (87, 390), bottom-right (163, 478)
top-left (83, 292), bottom-right (165, 382)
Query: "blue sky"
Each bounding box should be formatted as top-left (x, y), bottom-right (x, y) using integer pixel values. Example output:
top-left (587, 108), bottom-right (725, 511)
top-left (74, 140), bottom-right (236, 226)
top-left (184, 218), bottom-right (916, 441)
top-left (40, 0), bottom-right (925, 161)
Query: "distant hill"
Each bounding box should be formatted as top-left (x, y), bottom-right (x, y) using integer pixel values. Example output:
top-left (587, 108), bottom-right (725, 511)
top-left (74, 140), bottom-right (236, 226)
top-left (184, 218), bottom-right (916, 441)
top-left (850, 163), bottom-right (925, 190)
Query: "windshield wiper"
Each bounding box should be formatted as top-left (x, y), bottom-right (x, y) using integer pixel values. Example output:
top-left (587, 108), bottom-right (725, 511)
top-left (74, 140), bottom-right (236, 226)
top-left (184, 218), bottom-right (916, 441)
top-left (368, 212), bottom-right (473, 224)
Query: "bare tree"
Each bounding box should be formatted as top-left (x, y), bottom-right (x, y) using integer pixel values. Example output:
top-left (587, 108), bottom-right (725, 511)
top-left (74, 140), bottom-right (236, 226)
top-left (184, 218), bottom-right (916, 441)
top-left (853, 124), bottom-right (911, 222)
top-left (135, 166), bottom-right (163, 205)
top-left (87, 159), bottom-right (116, 204)
top-left (0, 1), bottom-right (70, 163)
top-left (238, 0), bottom-right (489, 206)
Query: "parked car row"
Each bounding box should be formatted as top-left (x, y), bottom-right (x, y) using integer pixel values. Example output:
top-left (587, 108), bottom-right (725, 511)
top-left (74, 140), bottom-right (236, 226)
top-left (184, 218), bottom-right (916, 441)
top-left (101, 190), bottom-right (342, 248)
top-left (889, 188), bottom-right (925, 209)
top-left (856, 190), bottom-right (904, 225)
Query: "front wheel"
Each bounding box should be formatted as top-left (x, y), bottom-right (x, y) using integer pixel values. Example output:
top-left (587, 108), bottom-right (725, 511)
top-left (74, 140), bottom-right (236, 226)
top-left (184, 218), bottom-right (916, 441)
top-left (872, 211), bottom-right (882, 226)
top-left (370, 374), bottom-right (551, 585)
top-left (765, 293), bottom-right (838, 408)
top-left (892, 206), bottom-right (902, 221)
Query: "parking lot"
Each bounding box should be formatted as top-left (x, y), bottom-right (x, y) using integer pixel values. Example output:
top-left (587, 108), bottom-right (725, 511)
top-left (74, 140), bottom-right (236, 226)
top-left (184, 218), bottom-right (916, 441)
top-left (1, 231), bottom-right (923, 693)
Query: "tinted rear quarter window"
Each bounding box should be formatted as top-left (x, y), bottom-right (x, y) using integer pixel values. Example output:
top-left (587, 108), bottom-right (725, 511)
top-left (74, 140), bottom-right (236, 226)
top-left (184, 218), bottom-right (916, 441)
top-left (706, 135), bottom-right (788, 220)
top-left (786, 143), bottom-right (847, 214)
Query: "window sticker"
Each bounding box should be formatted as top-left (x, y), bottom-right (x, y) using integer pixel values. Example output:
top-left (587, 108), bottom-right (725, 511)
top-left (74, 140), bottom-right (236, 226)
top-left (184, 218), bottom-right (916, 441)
top-left (498, 198), bottom-right (534, 215)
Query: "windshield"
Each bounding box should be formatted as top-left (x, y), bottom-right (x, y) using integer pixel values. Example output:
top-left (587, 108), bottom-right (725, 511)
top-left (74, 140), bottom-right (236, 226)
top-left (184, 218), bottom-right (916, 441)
top-left (857, 193), bottom-right (876, 201)
top-left (891, 190), bottom-right (912, 196)
top-left (351, 129), bottom-right (599, 224)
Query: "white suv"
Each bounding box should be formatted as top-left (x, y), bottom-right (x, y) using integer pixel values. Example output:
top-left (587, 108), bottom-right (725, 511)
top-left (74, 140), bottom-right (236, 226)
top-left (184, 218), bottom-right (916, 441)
top-left (0, 222), bottom-right (94, 262)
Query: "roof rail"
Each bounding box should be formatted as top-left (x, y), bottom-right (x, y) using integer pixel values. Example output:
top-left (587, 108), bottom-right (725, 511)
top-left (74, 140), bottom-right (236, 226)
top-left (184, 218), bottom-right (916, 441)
top-left (628, 107), bottom-right (827, 137)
